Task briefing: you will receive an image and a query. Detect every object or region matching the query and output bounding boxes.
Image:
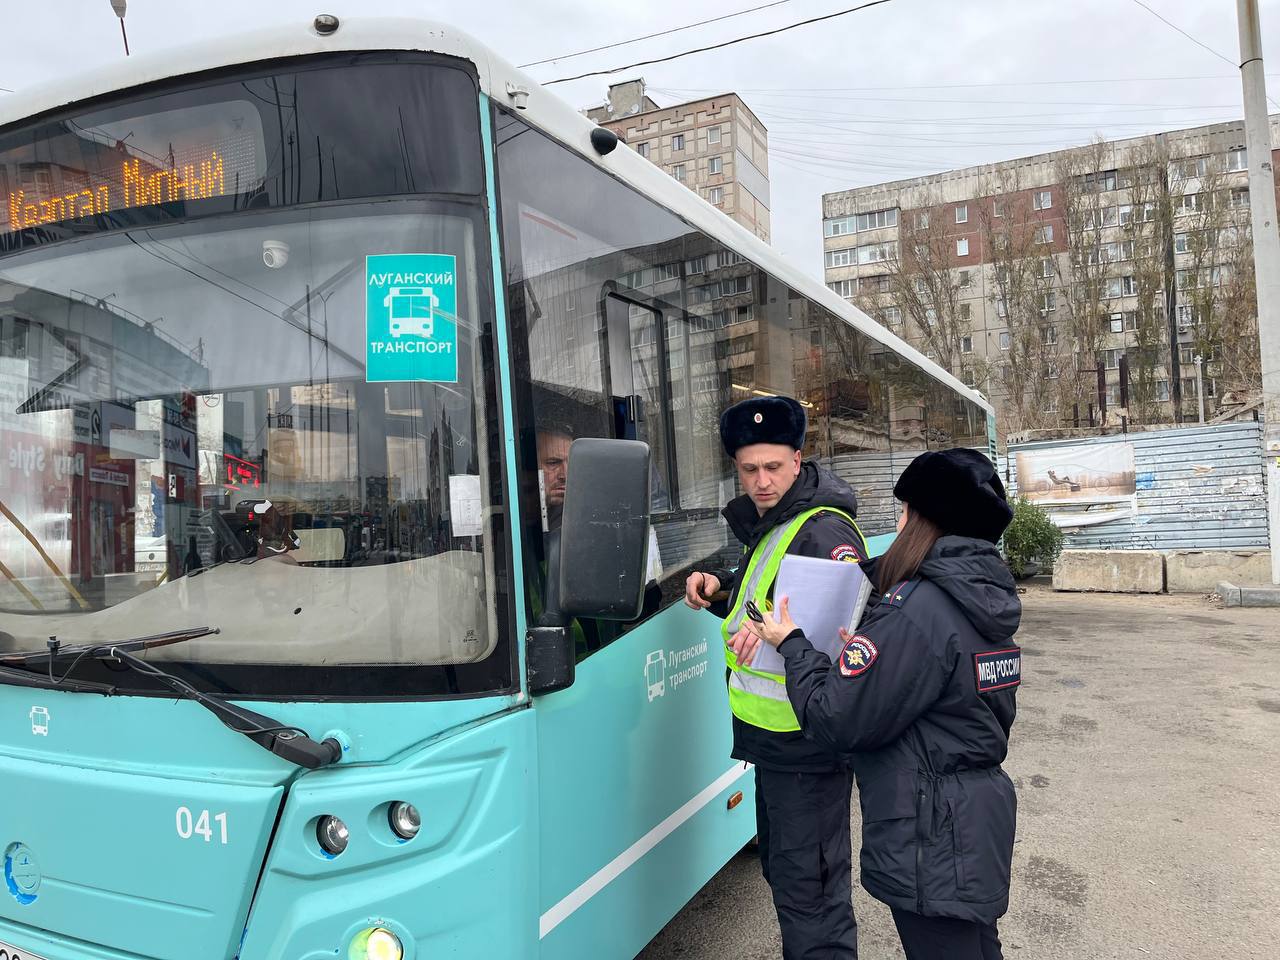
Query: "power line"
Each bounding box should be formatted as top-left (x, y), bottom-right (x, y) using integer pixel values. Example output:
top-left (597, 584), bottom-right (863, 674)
top-left (544, 0), bottom-right (900, 84)
top-left (1127, 0), bottom-right (1238, 68)
top-left (653, 75), bottom-right (1280, 93)
top-left (1126, 0), bottom-right (1280, 110)
top-left (519, 0), bottom-right (797, 68)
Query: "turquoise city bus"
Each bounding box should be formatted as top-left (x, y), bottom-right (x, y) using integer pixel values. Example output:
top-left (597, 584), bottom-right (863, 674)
top-left (0, 14), bottom-right (995, 960)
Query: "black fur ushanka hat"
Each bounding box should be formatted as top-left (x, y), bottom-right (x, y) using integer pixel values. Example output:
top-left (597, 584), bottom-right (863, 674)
top-left (893, 448), bottom-right (1013, 543)
top-left (719, 396), bottom-right (807, 457)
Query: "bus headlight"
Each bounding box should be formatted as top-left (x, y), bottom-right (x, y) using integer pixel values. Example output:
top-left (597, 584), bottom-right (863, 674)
top-left (350, 927), bottom-right (403, 960)
top-left (389, 802), bottom-right (421, 840)
top-left (317, 815), bottom-right (350, 856)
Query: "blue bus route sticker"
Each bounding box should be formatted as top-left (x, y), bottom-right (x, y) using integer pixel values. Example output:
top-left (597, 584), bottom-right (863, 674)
top-left (365, 253), bottom-right (459, 383)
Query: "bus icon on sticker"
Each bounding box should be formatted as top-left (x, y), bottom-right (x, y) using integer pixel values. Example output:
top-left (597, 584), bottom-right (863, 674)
top-left (384, 286), bottom-right (439, 339)
top-left (644, 651), bottom-right (666, 702)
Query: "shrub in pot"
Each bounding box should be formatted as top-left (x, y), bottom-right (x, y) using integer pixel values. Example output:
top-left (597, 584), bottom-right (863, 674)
top-left (1003, 497), bottom-right (1064, 579)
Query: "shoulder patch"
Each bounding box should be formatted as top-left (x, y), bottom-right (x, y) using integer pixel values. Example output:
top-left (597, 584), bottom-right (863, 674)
top-left (974, 648), bottom-right (1022, 693)
top-left (880, 579), bottom-right (920, 607)
top-left (830, 543), bottom-right (862, 563)
top-left (838, 635), bottom-right (879, 678)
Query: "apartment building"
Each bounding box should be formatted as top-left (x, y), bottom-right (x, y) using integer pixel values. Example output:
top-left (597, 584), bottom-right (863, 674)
top-left (586, 79), bottom-right (772, 243)
top-left (821, 118), bottom-right (1278, 433)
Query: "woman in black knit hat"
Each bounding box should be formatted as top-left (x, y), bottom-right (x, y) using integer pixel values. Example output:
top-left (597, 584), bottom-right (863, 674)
top-left (734, 448), bottom-right (1022, 960)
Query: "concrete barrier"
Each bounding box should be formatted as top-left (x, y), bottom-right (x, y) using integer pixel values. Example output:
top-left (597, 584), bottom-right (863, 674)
top-left (1165, 550), bottom-right (1273, 594)
top-left (1052, 550), bottom-right (1165, 593)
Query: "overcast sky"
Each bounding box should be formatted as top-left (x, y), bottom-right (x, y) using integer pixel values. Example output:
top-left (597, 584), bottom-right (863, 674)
top-left (5, 0), bottom-right (1280, 276)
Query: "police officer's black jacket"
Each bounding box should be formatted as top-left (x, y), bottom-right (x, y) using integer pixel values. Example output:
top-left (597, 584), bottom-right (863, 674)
top-left (707, 460), bottom-right (865, 773)
top-left (777, 536), bottom-right (1022, 924)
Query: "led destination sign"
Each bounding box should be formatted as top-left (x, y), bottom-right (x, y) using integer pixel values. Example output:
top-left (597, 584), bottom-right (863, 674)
top-left (0, 99), bottom-right (265, 237)
top-left (6, 152), bottom-right (228, 230)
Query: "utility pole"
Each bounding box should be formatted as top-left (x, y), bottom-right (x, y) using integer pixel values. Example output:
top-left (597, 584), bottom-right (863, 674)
top-left (1194, 354), bottom-right (1206, 424)
top-left (1237, 0), bottom-right (1280, 585)
top-left (110, 0), bottom-right (130, 56)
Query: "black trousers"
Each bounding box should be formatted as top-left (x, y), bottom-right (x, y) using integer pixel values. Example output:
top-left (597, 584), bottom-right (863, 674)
top-left (890, 907), bottom-right (1003, 960)
top-left (755, 766), bottom-right (858, 960)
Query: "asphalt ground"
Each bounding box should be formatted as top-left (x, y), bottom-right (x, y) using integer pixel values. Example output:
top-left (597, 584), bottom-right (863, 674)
top-left (639, 586), bottom-right (1280, 960)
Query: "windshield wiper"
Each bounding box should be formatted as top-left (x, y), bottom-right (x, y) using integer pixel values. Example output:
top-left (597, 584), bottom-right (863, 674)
top-left (0, 627), bottom-right (341, 769)
top-left (0, 663), bottom-right (116, 694)
top-left (0, 626), bottom-right (221, 669)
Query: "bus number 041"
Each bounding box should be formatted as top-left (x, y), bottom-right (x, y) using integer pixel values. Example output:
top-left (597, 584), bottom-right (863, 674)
top-left (176, 806), bottom-right (229, 844)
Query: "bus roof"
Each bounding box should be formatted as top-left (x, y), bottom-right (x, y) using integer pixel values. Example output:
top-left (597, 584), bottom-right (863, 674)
top-left (0, 12), bottom-right (991, 416)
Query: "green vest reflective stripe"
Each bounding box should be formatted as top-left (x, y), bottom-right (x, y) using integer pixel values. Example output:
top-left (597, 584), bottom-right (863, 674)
top-left (722, 506), bottom-right (864, 733)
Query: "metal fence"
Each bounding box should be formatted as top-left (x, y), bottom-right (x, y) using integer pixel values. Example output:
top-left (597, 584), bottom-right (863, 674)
top-left (1000, 422), bottom-right (1268, 551)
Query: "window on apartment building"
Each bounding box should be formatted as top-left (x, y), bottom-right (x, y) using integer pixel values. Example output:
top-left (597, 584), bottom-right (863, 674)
top-left (1040, 257), bottom-right (1054, 278)
top-left (1082, 169), bottom-right (1118, 193)
top-left (1155, 380), bottom-right (1171, 401)
top-left (1041, 291), bottom-right (1057, 314)
top-left (1042, 325), bottom-right (1058, 345)
top-left (1118, 204), bottom-right (1134, 226)
top-left (955, 204), bottom-right (969, 224)
top-left (959, 269), bottom-right (973, 288)
top-left (1177, 193), bottom-right (1202, 215)
top-left (1176, 303), bottom-right (1202, 328)
top-left (860, 274), bottom-right (891, 293)
top-left (824, 208), bottom-right (898, 237)
top-left (1036, 225), bottom-right (1054, 244)
top-left (856, 242), bottom-right (895, 265)
top-left (956, 238), bottom-right (970, 256)
top-left (959, 302), bottom-right (972, 320)
top-left (1044, 361), bottom-right (1060, 380)
top-left (1171, 156), bottom-right (1210, 181)
top-left (882, 306), bottom-right (902, 327)
top-left (1231, 187), bottom-right (1250, 208)
top-left (993, 200), bottom-right (1005, 218)
top-left (963, 365), bottom-right (976, 386)
top-left (918, 211), bottom-right (930, 229)
top-left (924, 308), bottom-right (938, 327)
top-left (1103, 348), bottom-right (1123, 370)
top-left (1174, 232), bottom-right (1189, 254)
top-left (828, 279), bottom-right (856, 298)
top-left (1180, 346), bottom-right (1195, 365)
top-left (708, 156), bottom-right (723, 175)
top-left (637, 141), bottom-right (650, 158)
top-left (996, 299), bottom-right (1008, 318)
top-left (709, 186), bottom-right (724, 205)
top-left (960, 335), bottom-right (973, 354)
top-left (914, 276), bottom-right (928, 294)
top-left (1228, 147), bottom-right (1248, 171)
top-left (999, 331), bottom-right (1011, 350)
top-left (994, 265), bottom-right (1010, 285)
top-left (1138, 202), bottom-right (1157, 222)
top-left (672, 134), bottom-right (685, 151)
top-left (707, 126), bottom-right (722, 144)
top-left (825, 217), bottom-right (851, 237)
top-left (1109, 312), bottom-right (1125, 333)
top-left (1034, 190), bottom-right (1053, 210)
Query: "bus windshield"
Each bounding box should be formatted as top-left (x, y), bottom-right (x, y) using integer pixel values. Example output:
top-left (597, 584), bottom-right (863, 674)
top-left (0, 58), bottom-right (512, 699)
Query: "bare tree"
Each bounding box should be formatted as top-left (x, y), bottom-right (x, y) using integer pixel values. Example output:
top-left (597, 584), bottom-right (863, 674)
top-left (869, 194), bottom-right (971, 375)
top-left (1173, 155), bottom-right (1261, 408)
top-left (974, 170), bottom-right (1062, 432)
top-left (1052, 139), bottom-right (1117, 420)
top-left (1123, 136), bottom-right (1176, 424)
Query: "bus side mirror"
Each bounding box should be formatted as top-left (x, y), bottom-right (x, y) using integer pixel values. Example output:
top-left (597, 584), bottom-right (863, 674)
top-left (559, 438), bottom-right (651, 620)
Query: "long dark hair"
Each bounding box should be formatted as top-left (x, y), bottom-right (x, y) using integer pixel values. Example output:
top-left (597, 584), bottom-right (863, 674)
top-left (875, 506), bottom-right (942, 592)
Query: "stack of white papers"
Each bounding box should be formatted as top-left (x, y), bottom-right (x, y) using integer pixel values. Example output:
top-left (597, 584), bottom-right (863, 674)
top-left (748, 554), bottom-right (873, 675)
